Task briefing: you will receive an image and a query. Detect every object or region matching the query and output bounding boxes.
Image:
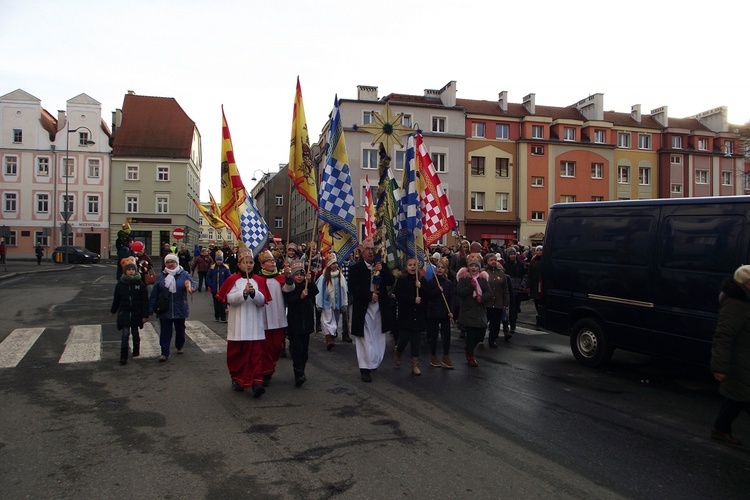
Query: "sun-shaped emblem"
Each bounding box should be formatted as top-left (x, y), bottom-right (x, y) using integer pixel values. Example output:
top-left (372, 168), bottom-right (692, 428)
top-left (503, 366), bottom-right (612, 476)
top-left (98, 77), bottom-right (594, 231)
top-left (356, 102), bottom-right (413, 151)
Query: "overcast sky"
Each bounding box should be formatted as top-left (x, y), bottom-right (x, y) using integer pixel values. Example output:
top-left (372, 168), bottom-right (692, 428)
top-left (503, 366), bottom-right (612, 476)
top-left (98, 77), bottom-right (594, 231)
top-left (3, 0), bottom-right (748, 200)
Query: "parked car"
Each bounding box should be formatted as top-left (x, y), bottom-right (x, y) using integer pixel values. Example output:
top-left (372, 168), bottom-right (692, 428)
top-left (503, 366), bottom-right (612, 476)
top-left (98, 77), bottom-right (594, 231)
top-left (52, 246), bottom-right (100, 264)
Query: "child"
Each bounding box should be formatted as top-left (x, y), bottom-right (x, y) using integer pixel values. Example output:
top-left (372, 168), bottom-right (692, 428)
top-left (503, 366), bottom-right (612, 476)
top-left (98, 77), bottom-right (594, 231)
top-left (282, 260), bottom-right (319, 386)
top-left (393, 257), bottom-right (428, 376)
top-left (456, 253), bottom-right (492, 367)
top-left (424, 257), bottom-right (456, 368)
top-left (207, 251), bottom-right (232, 322)
top-left (110, 263), bottom-right (149, 365)
top-left (315, 253), bottom-right (348, 351)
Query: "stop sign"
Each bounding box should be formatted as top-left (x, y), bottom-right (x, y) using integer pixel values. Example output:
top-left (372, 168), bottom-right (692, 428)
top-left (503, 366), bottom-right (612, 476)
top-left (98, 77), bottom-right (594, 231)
top-left (172, 227), bottom-right (184, 240)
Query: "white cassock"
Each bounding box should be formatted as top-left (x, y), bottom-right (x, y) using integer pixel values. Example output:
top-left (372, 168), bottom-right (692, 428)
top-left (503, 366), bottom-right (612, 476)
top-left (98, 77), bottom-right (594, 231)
top-left (354, 263), bottom-right (386, 370)
top-left (226, 278), bottom-right (266, 341)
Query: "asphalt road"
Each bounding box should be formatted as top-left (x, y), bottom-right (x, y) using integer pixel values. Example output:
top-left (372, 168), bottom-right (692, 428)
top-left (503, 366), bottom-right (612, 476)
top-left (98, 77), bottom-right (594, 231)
top-left (1, 264), bottom-right (748, 499)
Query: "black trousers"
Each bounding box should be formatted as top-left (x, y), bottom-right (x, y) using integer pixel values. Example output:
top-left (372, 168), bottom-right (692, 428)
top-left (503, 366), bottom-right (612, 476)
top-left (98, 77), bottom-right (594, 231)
top-left (427, 317), bottom-right (451, 356)
top-left (714, 397), bottom-right (749, 433)
top-left (289, 333), bottom-right (310, 374)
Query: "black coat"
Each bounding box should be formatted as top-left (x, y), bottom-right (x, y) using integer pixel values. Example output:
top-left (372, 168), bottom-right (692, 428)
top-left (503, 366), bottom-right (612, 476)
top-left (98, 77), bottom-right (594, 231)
top-left (348, 259), bottom-right (395, 337)
top-left (110, 277), bottom-right (149, 329)
top-left (283, 279), bottom-right (319, 337)
top-left (424, 274), bottom-right (455, 319)
top-left (393, 274), bottom-right (427, 331)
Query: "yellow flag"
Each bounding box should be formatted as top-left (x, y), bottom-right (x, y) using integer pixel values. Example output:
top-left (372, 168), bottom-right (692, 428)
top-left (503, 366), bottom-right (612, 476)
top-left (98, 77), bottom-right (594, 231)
top-left (219, 106), bottom-right (247, 238)
top-left (288, 77), bottom-right (318, 208)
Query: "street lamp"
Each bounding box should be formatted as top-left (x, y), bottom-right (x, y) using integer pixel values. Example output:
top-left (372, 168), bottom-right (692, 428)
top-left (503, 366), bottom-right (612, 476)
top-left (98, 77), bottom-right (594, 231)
top-left (64, 126), bottom-right (95, 263)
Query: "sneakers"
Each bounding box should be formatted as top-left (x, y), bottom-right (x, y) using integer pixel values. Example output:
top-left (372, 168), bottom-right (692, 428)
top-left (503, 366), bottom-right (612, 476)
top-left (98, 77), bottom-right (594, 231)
top-left (158, 355), bottom-right (168, 362)
top-left (466, 353), bottom-right (479, 367)
top-left (176, 348), bottom-right (184, 354)
top-left (430, 355), bottom-right (441, 367)
top-left (441, 355), bottom-right (454, 369)
top-left (711, 429), bottom-right (742, 446)
top-left (411, 358), bottom-right (421, 376)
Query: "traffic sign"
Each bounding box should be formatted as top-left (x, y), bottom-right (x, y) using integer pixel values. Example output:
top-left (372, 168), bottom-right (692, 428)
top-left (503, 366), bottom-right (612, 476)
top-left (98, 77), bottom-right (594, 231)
top-left (172, 227), bottom-right (184, 240)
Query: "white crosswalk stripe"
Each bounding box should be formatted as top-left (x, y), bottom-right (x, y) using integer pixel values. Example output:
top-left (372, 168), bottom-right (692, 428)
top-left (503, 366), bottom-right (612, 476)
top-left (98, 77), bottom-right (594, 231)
top-left (0, 321), bottom-right (226, 368)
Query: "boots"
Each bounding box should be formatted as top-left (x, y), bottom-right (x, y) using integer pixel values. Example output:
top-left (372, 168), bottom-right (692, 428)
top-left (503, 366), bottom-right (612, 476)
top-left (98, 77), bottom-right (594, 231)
top-left (325, 334), bottom-right (335, 351)
top-left (503, 326), bottom-right (512, 341)
top-left (294, 370), bottom-right (307, 387)
top-left (441, 355), bottom-right (454, 369)
top-left (132, 341), bottom-right (140, 358)
top-left (394, 348), bottom-right (402, 367)
top-left (411, 357), bottom-right (421, 376)
top-left (466, 352), bottom-right (478, 367)
top-left (430, 355), bottom-right (441, 367)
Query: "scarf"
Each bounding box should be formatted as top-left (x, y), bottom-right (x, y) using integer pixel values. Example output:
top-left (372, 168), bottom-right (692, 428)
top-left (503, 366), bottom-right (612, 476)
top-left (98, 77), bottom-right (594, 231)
top-left (121, 273), bottom-right (141, 284)
top-left (471, 273), bottom-right (482, 298)
top-left (164, 266), bottom-right (183, 293)
top-left (261, 268), bottom-right (279, 278)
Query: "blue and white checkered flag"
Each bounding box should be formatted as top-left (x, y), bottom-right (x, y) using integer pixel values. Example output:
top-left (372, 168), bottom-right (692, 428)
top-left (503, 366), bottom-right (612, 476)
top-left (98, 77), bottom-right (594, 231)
top-left (396, 134), bottom-right (422, 260)
top-left (239, 195), bottom-right (269, 256)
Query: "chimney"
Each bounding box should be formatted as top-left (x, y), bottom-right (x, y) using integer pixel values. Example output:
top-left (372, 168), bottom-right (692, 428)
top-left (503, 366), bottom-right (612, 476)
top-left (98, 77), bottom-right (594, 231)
top-left (127, 90), bottom-right (136, 95)
top-left (688, 106), bottom-right (728, 133)
top-left (498, 91), bottom-right (508, 113)
top-left (523, 93), bottom-right (535, 115)
top-left (572, 93), bottom-right (604, 121)
top-left (651, 106), bottom-right (668, 128)
top-left (438, 80), bottom-right (457, 107)
top-left (357, 85), bottom-right (378, 101)
top-left (631, 104), bottom-right (641, 123)
top-left (57, 110), bottom-right (66, 131)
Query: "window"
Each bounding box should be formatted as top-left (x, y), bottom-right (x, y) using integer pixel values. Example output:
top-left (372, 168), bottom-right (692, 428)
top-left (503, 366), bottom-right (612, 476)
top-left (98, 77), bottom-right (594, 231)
top-left (37, 157), bottom-right (50, 176)
top-left (638, 167), bottom-right (651, 185)
top-left (495, 158), bottom-right (509, 177)
top-left (394, 150), bottom-right (406, 171)
top-left (695, 170), bottom-right (708, 184)
top-left (470, 192), bottom-right (485, 211)
top-left (531, 211), bottom-right (545, 221)
top-left (5, 230), bottom-right (17, 246)
top-left (725, 142), bottom-right (734, 156)
top-left (34, 231), bottom-right (49, 248)
top-left (62, 194), bottom-right (74, 214)
top-left (4, 155), bottom-right (18, 175)
top-left (671, 184), bottom-right (683, 194)
top-left (560, 195), bottom-right (576, 203)
top-left (495, 192), bottom-right (509, 212)
top-left (722, 171), bottom-right (733, 186)
top-left (362, 149), bottom-right (378, 169)
top-left (126, 195), bottom-right (139, 213)
top-left (617, 132), bottom-right (631, 148)
top-left (432, 116), bottom-right (446, 133)
top-left (156, 196), bottom-right (169, 214)
top-left (431, 153), bottom-right (446, 173)
top-left (126, 165), bottom-right (139, 180)
top-left (13, 129), bottom-right (22, 143)
top-left (698, 138), bottom-right (709, 151)
top-left (5, 193), bottom-right (18, 212)
top-left (275, 194), bottom-right (283, 206)
top-left (87, 159), bottom-right (100, 178)
top-left (531, 176), bottom-right (544, 187)
top-left (560, 161), bottom-right (576, 178)
top-left (594, 130), bottom-right (606, 144)
top-left (401, 114), bottom-right (412, 127)
top-left (472, 122), bottom-right (485, 138)
top-left (63, 158), bottom-right (75, 177)
top-left (36, 193), bottom-right (49, 213)
top-left (274, 217), bottom-right (283, 229)
top-left (563, 127), bottom-right (575, 141)
top-left (78, 130), bottom-right (90, 146)
top-left (531, 125), bottom-right (543, 139)
top-left (670, 154), bottom-right (682, 165)
top-left (638, 134), bottom-right (651, 150)
top-left (671, 136), bottom-right (683, 149)
top-left (591, 196), bottom-right (604, 202)
top-left (157, 166), bottom-right (170, 181)
top-left (87, 195), bottom-right (100, 214)
top-left (618, 166), bottom-right (630, 184)
top-left (591, 163), bottom-right (603, 179)
top-left (470, 156), bottom-right (485, 176)
top-left (362, 111), bottom-right (373, 124)
top-left (496, 124), bottom-right (509, 139)
top-left (531, 145), bottom-right (544, 156)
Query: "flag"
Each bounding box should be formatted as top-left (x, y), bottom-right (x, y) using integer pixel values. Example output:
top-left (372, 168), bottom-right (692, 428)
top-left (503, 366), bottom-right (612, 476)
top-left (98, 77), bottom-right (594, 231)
top-left (416, 133), bottom-right (457, 247)
top-left (288, 77), bottom-right (318, 208)
top-left (318, 222), bottom-right (333, 256)
top-left (219, 106), bottom-right (270, 254)
top-left (396, 134), bottom-right (424, 262)
top-left (318, 96), bottom-right (357, 263)
top-left (364, 175), bottom-right (376, 239)
top-left (193, 194), bottom-right (225, 230)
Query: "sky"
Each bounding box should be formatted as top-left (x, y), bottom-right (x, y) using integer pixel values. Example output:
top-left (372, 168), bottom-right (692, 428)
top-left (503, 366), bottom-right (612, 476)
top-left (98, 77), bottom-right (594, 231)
top-left (2, 0), bottom-right (748, 201)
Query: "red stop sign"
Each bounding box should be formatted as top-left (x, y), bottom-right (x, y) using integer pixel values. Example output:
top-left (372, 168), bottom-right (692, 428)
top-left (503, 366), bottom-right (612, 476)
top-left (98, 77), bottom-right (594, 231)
top-left (172, 227), bottom-right (184, 240)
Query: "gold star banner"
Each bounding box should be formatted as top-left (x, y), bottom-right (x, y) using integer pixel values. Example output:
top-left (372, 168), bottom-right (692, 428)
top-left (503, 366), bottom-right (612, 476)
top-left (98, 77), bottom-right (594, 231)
top-left (356, 102), bottom-right (412, 151)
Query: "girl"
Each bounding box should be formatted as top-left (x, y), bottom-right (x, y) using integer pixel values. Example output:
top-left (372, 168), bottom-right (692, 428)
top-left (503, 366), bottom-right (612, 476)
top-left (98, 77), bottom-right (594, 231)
top-left (110, 263), bottom-right (149, 365)
top-left (315, 253), bottom-right (348, 351)
top-left (424, 257), bottom-right (455, 368)
top-left (393, 257), bottom-right (427, 375)
top-left (456, 253), bottom-right (492, 367)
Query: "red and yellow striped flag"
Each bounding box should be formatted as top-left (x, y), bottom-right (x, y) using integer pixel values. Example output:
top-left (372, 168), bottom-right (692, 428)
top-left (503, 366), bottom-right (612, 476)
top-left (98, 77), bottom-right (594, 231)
top-left (219, 106), bottom-right (247, 238)
top-left (288, 77), bottom-right (318, 208)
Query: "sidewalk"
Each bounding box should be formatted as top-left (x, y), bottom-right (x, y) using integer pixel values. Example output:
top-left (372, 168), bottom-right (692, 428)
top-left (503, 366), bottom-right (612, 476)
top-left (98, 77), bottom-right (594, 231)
top-left (0, 259), bottom-right (79, 281)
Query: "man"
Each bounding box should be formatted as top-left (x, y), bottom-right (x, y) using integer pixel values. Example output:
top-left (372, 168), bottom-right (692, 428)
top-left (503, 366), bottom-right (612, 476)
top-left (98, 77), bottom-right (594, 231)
top-left (347, 238), bottom-right (395, 382)
top-left (225, 245), bottom-right (240, 274)
top-left (177, 244), bottom-right (192, 270)
top-left (35, 241), bottom-right (44, 265)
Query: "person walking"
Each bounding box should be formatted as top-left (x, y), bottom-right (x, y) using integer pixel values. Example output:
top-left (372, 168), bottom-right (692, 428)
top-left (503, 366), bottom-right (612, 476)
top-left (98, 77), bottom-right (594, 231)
top-left (456, 253), bottom-right (492, 367)
top-left (254, 249), bottom-right (288, 387)
top-left (710, 265), bottom-right (750, 445)
top-left (110, 263), bottom-right (149, 365)
top-left (35, 241), bottom-right (44, 265)
top-left (315, 253), bottom-right (349, 351)
top-left (149, 254), bottom-right (196, 362)
top-left (177, 244), bottom-right (192, 270)
top-left (207, 251), bottom-right (232, 322)
top-left (0, 239), bottom-right (6, 265)
top-left (527, 245), bottom-right (543, 313)
top-left (283, 260), bottom-right (319, 387)
top-left (503, 247), bottom-right (526, 335)
top-left (393, 257), bottom-right (427, 376)
top-left (484, 253), bottom-right (511, 347)
top-left (424, 257), bottom-right (456, 368)
top-left (190, 247), bottom-right (213, 292)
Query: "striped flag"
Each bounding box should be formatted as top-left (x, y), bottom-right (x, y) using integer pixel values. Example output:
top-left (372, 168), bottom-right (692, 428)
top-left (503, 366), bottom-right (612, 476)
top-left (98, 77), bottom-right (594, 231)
top-left (318, 96), bottom-right (357, 263)
top-left (364, 175), bottom-right (376, 239)
top-left (288, 77), bottom-right (318, 208)
top-left (416, 133), bottom-right (457, 247)
top-left (193, 193), bottom-right (225, 230)
top-left (396, 134), bottom-right (424, 261)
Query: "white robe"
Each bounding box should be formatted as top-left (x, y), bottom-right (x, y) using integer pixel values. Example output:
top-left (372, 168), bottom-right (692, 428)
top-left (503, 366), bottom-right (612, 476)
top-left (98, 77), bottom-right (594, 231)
top-left (263, 277), bottom-right (288, 330)
top-left (226, 277), bottom-right (266, 341)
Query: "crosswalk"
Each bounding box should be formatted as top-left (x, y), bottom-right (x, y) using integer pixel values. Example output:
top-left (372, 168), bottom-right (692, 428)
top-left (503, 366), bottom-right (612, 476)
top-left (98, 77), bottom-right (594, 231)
top-left (0, 321), bottom-right (226, 369)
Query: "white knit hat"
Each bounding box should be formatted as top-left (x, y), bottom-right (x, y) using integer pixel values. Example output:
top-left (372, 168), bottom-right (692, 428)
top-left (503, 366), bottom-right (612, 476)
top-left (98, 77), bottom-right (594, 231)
top-left (734, 265), bottom-right (750, 285)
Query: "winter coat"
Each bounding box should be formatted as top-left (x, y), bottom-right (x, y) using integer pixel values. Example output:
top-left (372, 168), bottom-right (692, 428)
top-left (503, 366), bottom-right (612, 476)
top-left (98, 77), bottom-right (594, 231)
top-left (206, 263), bottom-right (232, 295)
top-left (393, 273), bottom-right (427, 331)
top-left (456, 267), bottom-right (492, 329)
top-left (503, 258), bottom-right (527, 293)
top-left (348, 259), bottom-right (395, 337)
top-left (712, 278), bottom-right (750, 402)
top-left (424, 274), bottom-right (455, 320)
top-left (191, 254), bottom-right (213, 274)
top-left (485, 265), bottom-right (510, 309)
top-left (148, 268), bottom-right (196, 319)
top-left (283, 278), bottom-right (319, 337)
top-left (110, 275), bottom-right (150, 329)
top-left (527, 255), bottom-right (543, 300)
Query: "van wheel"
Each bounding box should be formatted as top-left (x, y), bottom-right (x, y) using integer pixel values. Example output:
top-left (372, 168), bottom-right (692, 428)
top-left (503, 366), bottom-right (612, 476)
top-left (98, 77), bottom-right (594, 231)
top-left (570, 318), bottom-right (613, 367)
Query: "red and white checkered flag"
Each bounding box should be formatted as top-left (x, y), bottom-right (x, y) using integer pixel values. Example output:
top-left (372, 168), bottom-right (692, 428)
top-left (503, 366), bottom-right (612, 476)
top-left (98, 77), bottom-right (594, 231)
top-left (416, 133), bottom-right (457, 247)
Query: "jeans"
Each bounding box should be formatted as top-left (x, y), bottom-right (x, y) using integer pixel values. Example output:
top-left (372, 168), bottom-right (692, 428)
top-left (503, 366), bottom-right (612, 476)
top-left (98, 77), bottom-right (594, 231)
top-left (120, 326), bottom-right (140, 360)
top-left (197, 272), bottom-right (207, 292)
top-left (159, 318), bottom-right (186, 356)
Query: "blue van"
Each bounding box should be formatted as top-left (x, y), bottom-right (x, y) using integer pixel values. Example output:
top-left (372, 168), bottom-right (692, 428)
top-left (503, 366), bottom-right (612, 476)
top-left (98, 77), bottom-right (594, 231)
top-left (537, 196), bottom-right (750, 367)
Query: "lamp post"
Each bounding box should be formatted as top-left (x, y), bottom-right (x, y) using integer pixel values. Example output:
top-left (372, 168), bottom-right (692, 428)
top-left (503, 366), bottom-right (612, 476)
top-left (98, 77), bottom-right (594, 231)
top-left (64, 126), bottom-right (95, 263)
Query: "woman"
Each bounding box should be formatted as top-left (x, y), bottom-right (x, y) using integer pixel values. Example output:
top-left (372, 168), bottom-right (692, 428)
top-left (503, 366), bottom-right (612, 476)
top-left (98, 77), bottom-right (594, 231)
top-left (191, 247), bottom-right (213, 292)
top-left (456, 253), bottom-right (492, 367)
top-left (424, 257), bottom-right (455, 368)
top-left (149, 253), bottom-right (196, 362)
top-left (484, 253), bottom-right (510, 347)
top-left (315, 253), bottom-right (348, 351)
top-left (393, 257), bottom-right (427, 376)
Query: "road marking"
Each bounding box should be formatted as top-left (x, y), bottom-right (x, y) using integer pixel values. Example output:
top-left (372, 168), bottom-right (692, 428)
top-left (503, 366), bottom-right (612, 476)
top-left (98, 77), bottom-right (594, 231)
top-left (59, 325), bottom-right (101, 364)
top-left (185, 321), bottom-right (226, 354)
top-left (0, 328), bottom-right (45, 368)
